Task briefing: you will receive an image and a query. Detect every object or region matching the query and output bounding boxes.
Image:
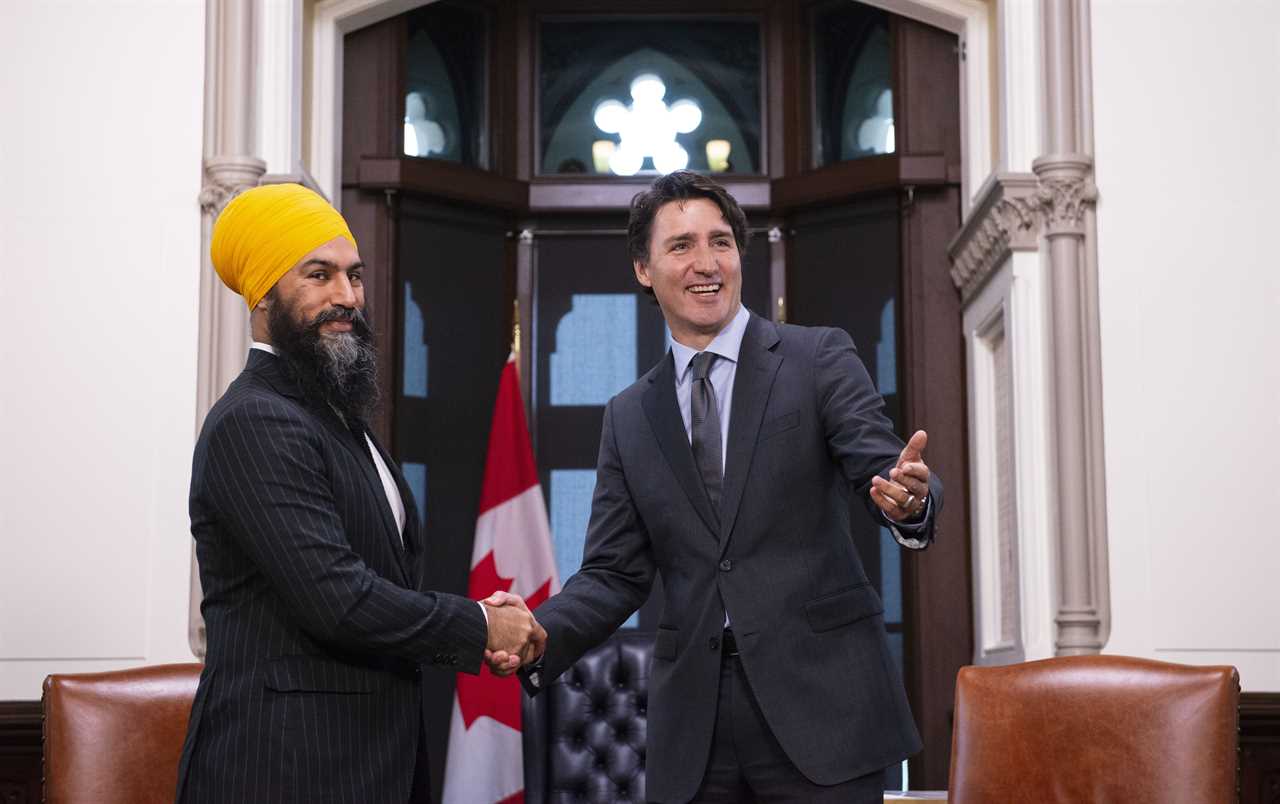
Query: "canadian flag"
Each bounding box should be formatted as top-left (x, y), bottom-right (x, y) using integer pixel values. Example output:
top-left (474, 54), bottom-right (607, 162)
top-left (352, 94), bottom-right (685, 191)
top-left (442, 353), bottom-right (560, 804)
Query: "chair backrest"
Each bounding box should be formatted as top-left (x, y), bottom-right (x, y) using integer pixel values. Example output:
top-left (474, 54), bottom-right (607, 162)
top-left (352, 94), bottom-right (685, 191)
top-left (43, 662), bottom-right (203, 804)
top-left (948, 655), bottom-right (1239, 803)
top-left (523, 631), bottom-right (651, 804)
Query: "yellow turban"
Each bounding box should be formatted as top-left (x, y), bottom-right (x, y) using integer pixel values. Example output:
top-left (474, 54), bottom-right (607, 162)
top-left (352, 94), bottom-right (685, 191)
top-left (210, 183), bottom-right (357, 311)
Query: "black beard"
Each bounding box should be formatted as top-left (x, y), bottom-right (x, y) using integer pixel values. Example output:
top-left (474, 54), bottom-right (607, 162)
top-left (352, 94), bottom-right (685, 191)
top-left (267, 296), bottom-right (380, 424)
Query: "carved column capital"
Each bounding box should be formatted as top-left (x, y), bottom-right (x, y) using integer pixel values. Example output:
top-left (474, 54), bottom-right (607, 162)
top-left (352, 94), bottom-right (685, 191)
top-left (1032, 154), bottom-right (1097, 236)
top-left (199, 155), bottom-right (268, 215)
top-left (949, 159), bottom-right (1100, 300)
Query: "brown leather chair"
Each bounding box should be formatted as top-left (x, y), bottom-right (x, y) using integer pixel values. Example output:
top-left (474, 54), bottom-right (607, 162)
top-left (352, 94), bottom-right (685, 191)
top-left (948, 655), bottom-right (1239, 803)
top-left (42, 663), bottom-right (203, 804)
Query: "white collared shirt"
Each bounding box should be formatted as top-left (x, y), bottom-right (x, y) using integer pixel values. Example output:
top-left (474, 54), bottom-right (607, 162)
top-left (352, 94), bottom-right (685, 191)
top-left (669, 304), bottom-right (751, 474)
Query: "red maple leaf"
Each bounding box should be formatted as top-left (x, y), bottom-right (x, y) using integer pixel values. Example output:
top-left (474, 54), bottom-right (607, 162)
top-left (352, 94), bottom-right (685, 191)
top-left (456, 553), bottom-right (555, 732)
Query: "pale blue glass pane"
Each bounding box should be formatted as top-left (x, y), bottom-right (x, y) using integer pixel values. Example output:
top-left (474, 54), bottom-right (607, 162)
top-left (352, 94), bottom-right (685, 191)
top-left (882, 757), bottom-right (905, 792)
top-left (550, 469), bottom-right (638, 628)
top-left (885, 631), bottom-right (904, 677)
top-left (403, 462), bottom-right (427, 525)
top-left (880, 526), bottom-right (902, 623)
top-left (876, 299), bottom-right (895, 395)
top-left (403, 280), bottom-right (428, 398)
top-left (550, 294), bottom-right (636, 405)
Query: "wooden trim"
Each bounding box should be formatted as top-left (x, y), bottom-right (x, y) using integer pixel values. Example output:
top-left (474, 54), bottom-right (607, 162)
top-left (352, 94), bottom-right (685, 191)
top-left (771, 153), bottom-right (950, 211)
top-left (357, 156), bottom-right (528, 211)
top-left (527, 177), bottom-right (770, 211)
top-left (1242, 692), bottom-right (1280, 735)
top-left (1240, 692), bottom-right (1280, 804)
top-left (0, 701), bottom-right (41, 804)
top-left (528, 0), bottom-right (770, 11)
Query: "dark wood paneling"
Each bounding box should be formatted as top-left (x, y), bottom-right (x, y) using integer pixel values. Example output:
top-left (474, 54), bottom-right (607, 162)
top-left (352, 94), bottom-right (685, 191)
top-left (894, 14), bottom-right (969, 791)
top-left (1242, 692), bottom-right (1280, 804)
top-left (528, 177), bottom-right (770, 211)
top-left (0, 702), bottom-right (41, 804)
top-left (771, 153), bottom-right (949, 211)
top-left (343, 15), bottom-right (407, 446)
top-left (357, 156), bottom-right (528, 211)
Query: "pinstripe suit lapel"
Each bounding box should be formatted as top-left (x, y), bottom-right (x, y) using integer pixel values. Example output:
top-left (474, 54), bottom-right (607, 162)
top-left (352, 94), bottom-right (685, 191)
top-left (249, 350), bottom-right (412, 586)
top-left (366, 429), bottom-right (423, 586)
top-left (320, 415), bottom-right (413, 586)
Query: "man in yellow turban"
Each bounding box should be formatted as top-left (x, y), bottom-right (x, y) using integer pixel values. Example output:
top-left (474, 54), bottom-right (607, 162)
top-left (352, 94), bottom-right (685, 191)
top-left (179, 184), bottom-right (542, 804)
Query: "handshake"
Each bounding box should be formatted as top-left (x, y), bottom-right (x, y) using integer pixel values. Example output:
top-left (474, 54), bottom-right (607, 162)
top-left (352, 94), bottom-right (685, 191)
top-left (481, 591), bottom-right (546, 677)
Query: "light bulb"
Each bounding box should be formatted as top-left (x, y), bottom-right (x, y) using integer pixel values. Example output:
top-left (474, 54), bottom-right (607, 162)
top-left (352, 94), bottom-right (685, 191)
top-left (705, 139), bottom-right (731, 172)
top-left (669, 100), bottom-right (702, 134)
top-left (592, 140), bottom-right (616, 174)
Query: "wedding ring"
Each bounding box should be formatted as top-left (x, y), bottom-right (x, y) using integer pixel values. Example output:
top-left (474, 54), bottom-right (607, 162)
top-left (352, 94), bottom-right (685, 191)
top-left (904, 493), bottom-right (916, 510)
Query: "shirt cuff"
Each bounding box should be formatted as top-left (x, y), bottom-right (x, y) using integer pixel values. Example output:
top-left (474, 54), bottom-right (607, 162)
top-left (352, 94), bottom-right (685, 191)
top-left (887, 496), bottom-right (932, 550)
top-left (477, 600), bottom-right (489, 627)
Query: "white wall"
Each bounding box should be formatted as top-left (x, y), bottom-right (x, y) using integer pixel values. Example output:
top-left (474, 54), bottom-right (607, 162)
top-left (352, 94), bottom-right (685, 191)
top-left (0, 0), bottom-right (205, 698)
top-left (1092, 0), bottom-right (1280, 690)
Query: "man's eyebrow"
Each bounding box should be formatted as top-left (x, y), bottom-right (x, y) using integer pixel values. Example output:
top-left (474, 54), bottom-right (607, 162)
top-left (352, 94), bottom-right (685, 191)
top-left (661, 229), bottom-right (733, 247)
top-left (298, 258), bottom-right (365, 271)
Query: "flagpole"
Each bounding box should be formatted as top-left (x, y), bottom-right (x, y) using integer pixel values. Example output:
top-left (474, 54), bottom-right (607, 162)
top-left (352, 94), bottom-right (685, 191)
top-left (511, 298), bottom-right (521, 366)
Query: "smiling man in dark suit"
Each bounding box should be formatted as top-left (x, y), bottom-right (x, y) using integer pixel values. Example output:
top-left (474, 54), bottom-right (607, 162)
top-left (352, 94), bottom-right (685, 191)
top-left (178, 183), bottom-right (542, 803)
top-left (487, 171), bottom-right (942, 803)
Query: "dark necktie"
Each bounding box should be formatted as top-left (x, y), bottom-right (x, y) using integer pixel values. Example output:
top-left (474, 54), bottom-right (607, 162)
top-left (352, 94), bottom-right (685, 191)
top-left (690, 351), bottom-right (723, 521)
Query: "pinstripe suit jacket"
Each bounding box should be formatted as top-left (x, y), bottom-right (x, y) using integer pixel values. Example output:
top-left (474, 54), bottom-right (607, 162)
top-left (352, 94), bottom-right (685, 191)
top-left (177, 349), bottom-right (487, 804)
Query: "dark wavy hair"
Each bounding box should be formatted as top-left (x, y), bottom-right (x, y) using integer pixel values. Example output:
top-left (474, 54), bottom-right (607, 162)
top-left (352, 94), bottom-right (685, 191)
top-left (626, 171), bottom-right (750, 294)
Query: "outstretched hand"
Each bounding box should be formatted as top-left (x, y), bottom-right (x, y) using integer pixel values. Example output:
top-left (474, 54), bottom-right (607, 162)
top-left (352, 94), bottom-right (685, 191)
top-left (482, 591), bottom-right (546, 677)
top-left (870, 430), bottom-right (931, 523)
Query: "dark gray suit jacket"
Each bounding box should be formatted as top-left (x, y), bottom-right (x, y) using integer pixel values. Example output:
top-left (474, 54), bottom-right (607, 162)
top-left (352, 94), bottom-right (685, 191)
top-left (177, 349), bottom-right (487, 804)
top-left (528, 314), bottom-right (941, 803)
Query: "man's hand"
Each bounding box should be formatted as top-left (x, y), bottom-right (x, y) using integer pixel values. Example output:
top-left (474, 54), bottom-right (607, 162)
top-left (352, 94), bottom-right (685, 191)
top-left (482, 591), bottom-right (546, 677)
top-left (870, 430), bottom-right (931, 523)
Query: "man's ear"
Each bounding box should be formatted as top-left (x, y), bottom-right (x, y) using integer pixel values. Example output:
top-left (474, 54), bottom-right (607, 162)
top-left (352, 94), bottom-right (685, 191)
top-left (633, 260), bottom-right (653, 289)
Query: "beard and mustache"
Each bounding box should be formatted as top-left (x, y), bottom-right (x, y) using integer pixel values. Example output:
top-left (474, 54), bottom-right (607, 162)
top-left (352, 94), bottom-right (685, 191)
top-left (266, 292), bottom-right (380, 424)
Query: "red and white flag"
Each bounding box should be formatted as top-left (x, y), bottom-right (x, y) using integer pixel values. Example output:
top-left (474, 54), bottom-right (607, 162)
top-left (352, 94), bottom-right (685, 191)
top-left (442, 354), bottom-right (560, 804)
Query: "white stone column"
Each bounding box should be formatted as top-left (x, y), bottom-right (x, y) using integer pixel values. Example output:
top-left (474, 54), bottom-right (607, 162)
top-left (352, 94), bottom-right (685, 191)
top-left (950, 0), bottom-right (1109, 661)
top-left (190, 0), bottom-right (267, 658)
top-left (1038, 0), bottom-right (1108, 656)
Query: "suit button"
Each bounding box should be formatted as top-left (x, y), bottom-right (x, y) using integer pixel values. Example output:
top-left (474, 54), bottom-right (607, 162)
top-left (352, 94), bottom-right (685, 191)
top-left (708, 637), bottom-right (720, 651)
top-left (719, 559), bottom-right (732, 571)
top-left (449, 656), bottom-right (458, 666)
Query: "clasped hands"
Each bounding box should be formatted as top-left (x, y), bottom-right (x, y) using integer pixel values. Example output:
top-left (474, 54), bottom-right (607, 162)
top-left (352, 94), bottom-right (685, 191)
top-left (482, 591), bottom-right (545, 677)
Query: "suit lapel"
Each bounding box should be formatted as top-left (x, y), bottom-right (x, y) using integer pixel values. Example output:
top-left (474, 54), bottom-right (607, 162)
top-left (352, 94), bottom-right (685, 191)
top-left (366, 429), bottom-right (422, 587)
top-left (249, 349), bottom-right (411, 585)
top-left (719, 315), bottom-right (783, 552)
top-left (642, 353), bottom-right (720, 538)
top-left (328, 417), bottom-right (413, 586)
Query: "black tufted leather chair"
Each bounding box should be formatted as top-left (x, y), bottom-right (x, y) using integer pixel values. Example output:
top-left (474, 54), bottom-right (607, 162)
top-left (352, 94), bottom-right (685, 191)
top-left (523, 631), bottom-right (653, 804)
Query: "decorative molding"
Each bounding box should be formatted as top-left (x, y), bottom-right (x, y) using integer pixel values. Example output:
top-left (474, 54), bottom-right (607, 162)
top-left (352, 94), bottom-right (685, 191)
top-left (199, 155), bottom-right (268, 215)
top-left (948, 163), bottom-right (1098, 302)
top-left (1032, 154), bottom-right (1097, 235)
top-left (949, 172), bottom-right (1040, 302)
